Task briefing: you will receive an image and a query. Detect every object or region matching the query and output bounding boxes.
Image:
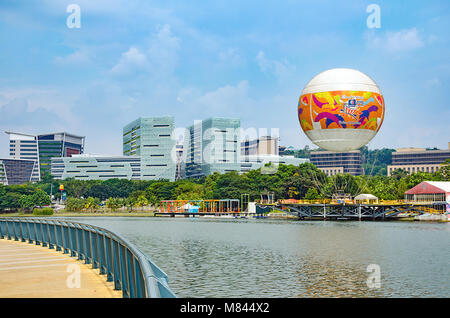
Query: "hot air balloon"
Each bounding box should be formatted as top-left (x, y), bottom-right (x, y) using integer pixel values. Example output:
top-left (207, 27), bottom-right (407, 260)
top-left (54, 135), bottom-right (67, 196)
top-left (298, 68), bottom-right (385, 152)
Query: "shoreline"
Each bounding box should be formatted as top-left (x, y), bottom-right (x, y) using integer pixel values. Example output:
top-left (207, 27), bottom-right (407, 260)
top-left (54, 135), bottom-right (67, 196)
top-left (0, 211), bottom-right (447, 222)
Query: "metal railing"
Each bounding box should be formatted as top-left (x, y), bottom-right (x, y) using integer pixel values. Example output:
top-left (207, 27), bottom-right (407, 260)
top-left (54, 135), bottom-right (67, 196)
top-left (0, 218), bottom-right (176, 298)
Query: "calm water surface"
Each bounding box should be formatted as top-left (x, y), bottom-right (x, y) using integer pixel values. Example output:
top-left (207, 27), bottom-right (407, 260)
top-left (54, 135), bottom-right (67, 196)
top-left (58, 216), bottom-right (449, 298)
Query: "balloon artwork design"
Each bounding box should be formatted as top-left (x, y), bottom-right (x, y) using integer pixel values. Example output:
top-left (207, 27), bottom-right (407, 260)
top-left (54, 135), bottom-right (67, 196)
top-left (298, 68), bottom-right (385, 152)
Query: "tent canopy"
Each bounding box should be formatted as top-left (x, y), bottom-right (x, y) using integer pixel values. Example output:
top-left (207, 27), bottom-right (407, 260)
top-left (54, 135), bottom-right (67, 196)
top-left (354, 194), bottom-right (378, 201)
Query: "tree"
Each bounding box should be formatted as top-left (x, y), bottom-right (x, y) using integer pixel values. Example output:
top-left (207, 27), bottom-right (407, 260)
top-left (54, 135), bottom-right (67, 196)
top-left (304, 188), bottom-right (320, 200)
top-left (31, 189), bottom-right (51, 207)
top-left (438, 159), bottom-right (450, 181)
top-left (105, 197), bottom-right (123, 211)
top-left (84, 197), bottom-right (100, 212)
top-left (0, 192), bottom-right (22, 211)
top-left (134, 195), bottom-right (149, 209)
top-left (63, 179), bottom-right (92, 198)
top-left (66, 197), bottom-right (86, 212)
top-left (18, 195), bottom-right (35, 212)
top-left (86, 183), bottom-right (111, 201)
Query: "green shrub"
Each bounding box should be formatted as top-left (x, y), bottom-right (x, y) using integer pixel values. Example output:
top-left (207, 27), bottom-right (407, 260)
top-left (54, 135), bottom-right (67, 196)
top-left (32, 207), bottom-right (54, 216)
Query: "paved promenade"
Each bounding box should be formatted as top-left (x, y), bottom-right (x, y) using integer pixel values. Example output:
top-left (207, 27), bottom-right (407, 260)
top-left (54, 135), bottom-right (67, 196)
top-left (0, 238), bottom-right (121, 298)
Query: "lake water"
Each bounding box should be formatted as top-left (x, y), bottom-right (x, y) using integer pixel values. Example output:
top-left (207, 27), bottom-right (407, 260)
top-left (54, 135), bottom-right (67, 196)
top-left (57, 216), bottom-right (450, 298)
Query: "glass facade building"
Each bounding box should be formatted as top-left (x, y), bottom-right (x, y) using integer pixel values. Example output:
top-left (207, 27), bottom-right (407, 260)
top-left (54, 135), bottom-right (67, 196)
top-left (5, 131), bottom-right (85, 180)
top-left (123, 117), bottom-right (176, 181)
top-left (310, 150), bottom-right (364, 176)
top-left (37, 133), bottom-right (85, 174)
top-left (51, 155), bottom-right (142, 181)
top-left (0, 158), bottom-right (40, 185)
top-left (240, 155), bottom-right (310, 173)
top-left (184, 118), bottom-right (241, 178)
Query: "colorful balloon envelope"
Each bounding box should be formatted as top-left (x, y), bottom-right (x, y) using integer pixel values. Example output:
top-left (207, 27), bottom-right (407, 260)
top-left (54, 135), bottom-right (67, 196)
top-left (298, 68), bottom-right (385, 152)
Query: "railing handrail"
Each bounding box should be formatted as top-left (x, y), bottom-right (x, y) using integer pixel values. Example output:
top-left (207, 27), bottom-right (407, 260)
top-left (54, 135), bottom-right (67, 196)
top-left (0, 217), bottom-right (176, 298)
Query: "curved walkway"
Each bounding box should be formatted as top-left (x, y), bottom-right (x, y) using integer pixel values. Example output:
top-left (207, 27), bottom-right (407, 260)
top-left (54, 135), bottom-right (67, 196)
top-left (0, 238), bottom-right (122, 298)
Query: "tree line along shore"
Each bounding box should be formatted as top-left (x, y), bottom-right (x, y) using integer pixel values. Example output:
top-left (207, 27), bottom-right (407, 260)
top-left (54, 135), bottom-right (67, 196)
top-left (0, 162), bottom-right (449, 214)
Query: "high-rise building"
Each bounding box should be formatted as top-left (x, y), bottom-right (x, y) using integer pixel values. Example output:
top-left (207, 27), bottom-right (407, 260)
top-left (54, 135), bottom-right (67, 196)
top-left (387, 143), bottom-right (450, 176)
top-left (184, 118), bottom-right (241, 178)
top-left (123, 117), bottom-right (176, 181)
top-left (5, 131), bottom-right (85, 180)
top-left (310, 150), bottom-right (363, 176)
top-left (37, 132), bottom-right (85, 174)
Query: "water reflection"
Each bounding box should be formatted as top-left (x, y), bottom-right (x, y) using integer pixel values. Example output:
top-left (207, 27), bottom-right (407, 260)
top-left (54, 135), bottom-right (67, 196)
top-left (57, 217), bottom-right (450, 298)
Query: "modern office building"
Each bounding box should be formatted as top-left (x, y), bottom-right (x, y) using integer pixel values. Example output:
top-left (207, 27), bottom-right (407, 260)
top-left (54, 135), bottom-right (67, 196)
top-left (387, 143), bottom-right (450, 176)
top-left (240, 155), bottom-right (309, 173)
top-left (5, 131), bottom-right (85, 179)
top-left (183, 118), bottom-right (241, 178)
top-left (310, 150), bottom-right (363, 176)
top-left (123, 117), bottom-right (176, 181)
top-left (240, 136), bottom-right (309, 173)
top-left (241, 136), bottom-right (279, 157)
top-left (0, 158), bottom-right (40, 185)
top-left (51, 155), bottom-right (142, 181)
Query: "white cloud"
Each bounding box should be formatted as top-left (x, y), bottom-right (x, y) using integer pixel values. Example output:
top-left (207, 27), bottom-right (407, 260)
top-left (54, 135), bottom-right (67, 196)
top-left (110, 47), bottom-right (149, 76)
top-left (256, 51), bottom-right (296, 84)
top-left (54, 48), bottom-right (91, 65)
top-left (366, 28), bottom-right (424, 53)
top-left (110, 24), bottom-right (180, 78)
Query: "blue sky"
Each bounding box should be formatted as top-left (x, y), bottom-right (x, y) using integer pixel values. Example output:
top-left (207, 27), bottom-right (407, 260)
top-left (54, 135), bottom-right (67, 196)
top-left (0, 0), bottom-right (449, 157)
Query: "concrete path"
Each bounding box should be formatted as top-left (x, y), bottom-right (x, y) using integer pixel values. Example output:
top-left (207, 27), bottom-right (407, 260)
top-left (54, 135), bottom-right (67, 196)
top-left (0, 238), bottom-right (122, 298)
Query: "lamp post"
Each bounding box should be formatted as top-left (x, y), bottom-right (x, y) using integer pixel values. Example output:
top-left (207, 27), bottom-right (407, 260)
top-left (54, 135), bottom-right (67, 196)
top-left (59, 184), bottom-right (64, 204)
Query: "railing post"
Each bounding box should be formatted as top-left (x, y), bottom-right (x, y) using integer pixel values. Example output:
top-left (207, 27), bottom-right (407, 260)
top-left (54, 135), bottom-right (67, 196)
top-left (33, 222), bottom-right (40, 245)
top-left (127, 251), bottom-right (137, 298)
top-left (6, 220), bottom-right (11, 240)
top-left (119, 244), bottom-right (130, 298)
top-left (68, 224), bottom-right (76, 257)
top-left (104, 235), bottom-right (113, 282)
top-left (13, 221), bottom-right (18, 241)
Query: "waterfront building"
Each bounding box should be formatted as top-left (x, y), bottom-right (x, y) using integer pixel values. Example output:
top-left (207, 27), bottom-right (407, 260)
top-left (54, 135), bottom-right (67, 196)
top-left (0, 158), bottom-right (40, 185)
top-left (387, 143), bottom-right (450, 176)
top-left (184, 118), bottom-right (241, 178)
top-left (51, 154), bottom-right (142, 181)
top-left (405, 181), bottom-right (450, 215)
top-left (5, 131), bottom-right (85, 179)
top-left (310, 150), bottom-right (363, 176)
top-left (123, 117), bottom-right (176, 181)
